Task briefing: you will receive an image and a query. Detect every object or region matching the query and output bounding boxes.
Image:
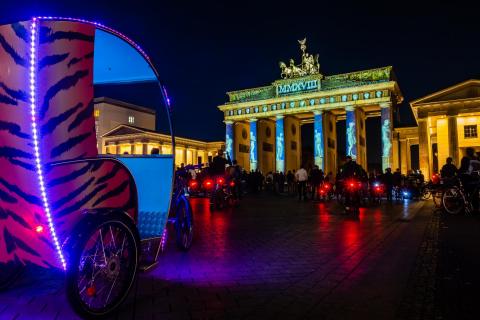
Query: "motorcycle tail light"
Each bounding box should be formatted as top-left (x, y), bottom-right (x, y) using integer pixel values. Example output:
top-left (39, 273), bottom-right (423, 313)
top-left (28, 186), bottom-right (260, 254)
top-left (217, 177), bottom-right (225, 185)
top-left (189, 180), bottom-right (198, 188)
top-left (204, 179), bottom-right (213, 189)
top-left (229, 181), bottom-right (235, 187)
top-left (346, 180), bottom-right (360, 190)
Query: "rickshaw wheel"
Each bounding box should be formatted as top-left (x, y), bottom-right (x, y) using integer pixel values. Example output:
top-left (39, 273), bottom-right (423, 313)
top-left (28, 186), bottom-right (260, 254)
top-left (175, 197), bottom-right (194, 251)
top-left (66, 213), bottom-right (139, 318)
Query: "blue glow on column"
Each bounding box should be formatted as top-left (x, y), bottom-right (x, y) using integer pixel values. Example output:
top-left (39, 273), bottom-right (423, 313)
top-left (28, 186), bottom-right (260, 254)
top-left (314, 112), bottom-right (324, 170)
top-left (249, 120), bottom-right (257, 171)
top-left (346, 108), bottom-right (357, 160)
top-left (225, 121), bottom-right (234, 161)
top-left (276, 117), bottom-right (285, 173)
top-left (381, 106), bottom-right (392, 170)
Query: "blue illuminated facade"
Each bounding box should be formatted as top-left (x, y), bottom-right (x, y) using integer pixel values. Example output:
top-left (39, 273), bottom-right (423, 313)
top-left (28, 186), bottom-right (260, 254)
top-left (381, 105), bottom-right (392, 170)
top-left (346, 108), bottom-right (357, 160)
top-left (313, 111), bottom-right (324, 170)
top-left (225, 121), bottom-right (234, 161)
top-left (249, 120), bottom-right (258, 171)
top-left (276, 116), bottom-right (285, 173)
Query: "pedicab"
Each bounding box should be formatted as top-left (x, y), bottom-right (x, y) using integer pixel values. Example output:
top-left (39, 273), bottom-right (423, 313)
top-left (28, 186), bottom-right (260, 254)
top-left (0, 17), bottom-right (193, 317)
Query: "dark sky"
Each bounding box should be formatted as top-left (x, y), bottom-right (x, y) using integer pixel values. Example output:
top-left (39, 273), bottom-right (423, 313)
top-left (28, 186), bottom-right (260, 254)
top-left (2, 1), bottom-right (479, 147)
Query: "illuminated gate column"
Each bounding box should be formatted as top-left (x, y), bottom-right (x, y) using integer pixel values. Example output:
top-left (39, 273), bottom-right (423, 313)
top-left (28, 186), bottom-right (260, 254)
top-left (313, 110), bottom-right (325, 170)
top-left (275, 115), bottom-right (285, 173)
top-left (380, 102), bottom-right (393, 171)
top-left (418, 118), bottom-right (431, 178)
top-left (225, 120), bottom-right (235, 161)
top-left (249, 119), bottom-right (258, 171)
top-left (400, 138), bottom-right (408, 174)
top-left (345, 106), bottom-right (357, 160)
top-left (448, 113), bottom-right (459, 165)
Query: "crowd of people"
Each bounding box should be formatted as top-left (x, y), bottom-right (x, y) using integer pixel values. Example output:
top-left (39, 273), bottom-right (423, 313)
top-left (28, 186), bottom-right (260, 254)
top-left (174, 147), bottom-right (480, 209)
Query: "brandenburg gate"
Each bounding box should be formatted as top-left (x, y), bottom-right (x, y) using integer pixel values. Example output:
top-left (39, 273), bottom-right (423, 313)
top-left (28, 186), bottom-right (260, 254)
top-left (218, 39), bottom-right (404, 174)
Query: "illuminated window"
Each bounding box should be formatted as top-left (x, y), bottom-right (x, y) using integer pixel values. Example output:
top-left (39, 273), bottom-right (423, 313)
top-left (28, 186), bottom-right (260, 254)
top-left (464, 125), bottom-right (478, 138)
top-left (341, 95), bottom-right (347, 102)
top-left (128, 116), bottom-right (135, 124)
top-left (94, 109), bottom-right (100, 117)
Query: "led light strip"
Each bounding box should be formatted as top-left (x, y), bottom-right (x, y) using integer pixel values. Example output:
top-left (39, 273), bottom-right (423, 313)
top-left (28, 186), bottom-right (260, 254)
top-left (29, 17), bottom-right (66, 270)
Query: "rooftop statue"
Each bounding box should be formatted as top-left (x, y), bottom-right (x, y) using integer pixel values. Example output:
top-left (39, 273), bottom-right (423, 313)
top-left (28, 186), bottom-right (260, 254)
top-left (279, 38), bottom-right (321, 79)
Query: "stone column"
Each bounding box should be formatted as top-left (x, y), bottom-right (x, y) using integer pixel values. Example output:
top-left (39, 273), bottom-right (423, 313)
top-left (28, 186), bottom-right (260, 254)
top-left (345, 106), bottom-right (357, 160)
top-left (130, 141), bottom-right (135, 155)
top-left (418, 118), bottom-right (431, 178)
top-left (275, 115), bottom-right (285, 173)
top-left (400, 138), bottom-right (408, 174)
top-left (406, 140), bottom-right (412, 171)
top-left (313, 110), bottom-right (325, 170)
top-left (142, 141), bottom-right (148, 155)
top-left (249, 119), bottom-right (258, 171)
top-left (448, 114), bottom-right (459, 165)
top-left (192, 149), bottom-right (198, 165)
top-left (392, 133), bottom-right (399, 170)
top-left (380, 102), bottom-right (393, 171)
top-left (225, 121), bottom-right (234, 162)
top-left (183, 148), bottom-right (187, 165)
top-left (115, 143), bottom-right (120, 155)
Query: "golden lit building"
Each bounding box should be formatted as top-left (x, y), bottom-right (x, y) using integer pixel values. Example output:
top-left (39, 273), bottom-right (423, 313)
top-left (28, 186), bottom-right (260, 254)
top-left (218, 39), bottom-right (404, 174)
top-left (95, 98), bottom-right (224, 166)
top-left (393, 79), bottom-right (480, 178)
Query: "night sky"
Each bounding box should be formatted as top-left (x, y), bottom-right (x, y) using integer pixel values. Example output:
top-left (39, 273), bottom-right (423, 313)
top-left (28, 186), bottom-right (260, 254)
top-left (2, 1), bottom-right (479, 166)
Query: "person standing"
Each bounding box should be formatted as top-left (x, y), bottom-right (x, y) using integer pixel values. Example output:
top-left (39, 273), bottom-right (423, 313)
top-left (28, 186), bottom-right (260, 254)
top-left (295, 164), bottom-right (308, 201)
top-left (459, 147), bottom-right (480, 211)
top-left (286, 170), bottom-right (294, 194)
top-left (310, 165), bottom-right (322, 201)
top-left (382, 168), bottom-right (394, 201)
top-left (440, 157), bottom-right (458, 178)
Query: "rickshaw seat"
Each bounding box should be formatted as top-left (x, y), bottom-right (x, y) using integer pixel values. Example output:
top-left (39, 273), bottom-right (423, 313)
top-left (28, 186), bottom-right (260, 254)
top-left (115, 155), bottom-right (174, 239)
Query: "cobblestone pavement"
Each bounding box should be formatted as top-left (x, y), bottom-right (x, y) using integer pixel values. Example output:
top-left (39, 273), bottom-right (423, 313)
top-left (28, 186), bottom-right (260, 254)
top-left (435, 209), bottom-right (480, 320)
top-left (0, 195), bottom-right (432, 320)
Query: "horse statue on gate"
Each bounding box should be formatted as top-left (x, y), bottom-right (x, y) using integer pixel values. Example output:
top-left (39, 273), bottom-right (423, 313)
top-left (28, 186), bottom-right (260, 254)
top-left (279, 38), bottom-right (322, 79)
top-left (279, 61), bottom-right (293, 79)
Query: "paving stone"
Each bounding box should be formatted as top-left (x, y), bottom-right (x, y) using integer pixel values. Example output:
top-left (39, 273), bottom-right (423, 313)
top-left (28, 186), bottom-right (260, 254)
top-left (0, 195), bottom-right (435, 319)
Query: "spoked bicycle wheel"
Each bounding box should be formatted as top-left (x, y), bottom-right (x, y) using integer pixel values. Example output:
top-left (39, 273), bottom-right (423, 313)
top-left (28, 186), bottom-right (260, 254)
top-left (66, 213), bottom-right (139, 318)
top-left (175, 196), bottom-right (194, 251)
top-left (442, 187), bottom-right (464, 214)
